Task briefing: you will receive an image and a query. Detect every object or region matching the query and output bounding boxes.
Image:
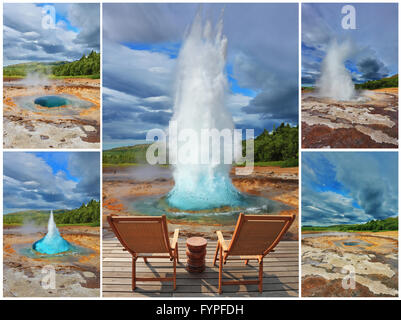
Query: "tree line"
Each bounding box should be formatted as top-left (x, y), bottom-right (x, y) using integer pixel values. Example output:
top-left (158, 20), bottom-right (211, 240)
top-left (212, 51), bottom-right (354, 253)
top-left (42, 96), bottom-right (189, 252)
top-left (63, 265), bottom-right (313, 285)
top-left (250, 123), bottom-right (298, 166)
top-left (302, 217), bottom-right (398, 232)
top-left (52, 51), bottom-right (100, 78)
top-left (355, 74), bottom-right (398, 90)
top-left (55, 199), bottom-right (100, 226)
top-left (3, 200), bottom-right (100, 227)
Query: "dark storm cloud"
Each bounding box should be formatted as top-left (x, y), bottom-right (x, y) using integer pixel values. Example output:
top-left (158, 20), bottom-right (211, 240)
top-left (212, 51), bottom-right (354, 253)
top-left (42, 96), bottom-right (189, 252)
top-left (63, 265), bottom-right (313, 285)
top-left (242, 86), bottom-right (298, 122)
top-left (68, 3), bottom-right (100, 48)
top-left (68, 152), bottom-right (100, 198)
top-left (138, 111), bottom-right (172, 125)
top-left (103, 3), bottom-right (299, 146)
top-left (3, 3), bottom-right (100, 65)
top-left (357, 58), bottom-right (389, 81)
top-left (103, 3), bottom-right (184, 43)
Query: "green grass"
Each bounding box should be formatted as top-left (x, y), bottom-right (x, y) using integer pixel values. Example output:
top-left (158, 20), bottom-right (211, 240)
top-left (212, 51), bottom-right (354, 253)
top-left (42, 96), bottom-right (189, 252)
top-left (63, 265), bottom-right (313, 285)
top-left (355, 74), bottom-right (398, 90)
top-left (49, 74), bottom-right (100, 79)
top-left (302, 86), bottom-right (315, 92)
top-left (302, 217), bottom-right (398, 233)
top-left (5, 74), bottom-right (99, 80)
top-left (4, 200), bottom-right (100, 227)
top-left (236, 159), bottom-right (298, 168)
top-left (3, 52), bottom-right (100, 79)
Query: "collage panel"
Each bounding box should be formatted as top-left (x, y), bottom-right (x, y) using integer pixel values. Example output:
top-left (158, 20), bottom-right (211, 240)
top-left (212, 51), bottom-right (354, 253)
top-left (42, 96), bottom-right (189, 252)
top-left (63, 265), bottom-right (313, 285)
top-left (102, 3), bottom-right (299, 297)
top-left (301, 151), bottom-right (398, 297)
top-left (0, 0), bottom-right (399, 306)
top-left (3, 3), bottom-right (100, 149)
top-left (301, 3), bottom-right (398, 149)
top-left (3, 151), bottom-right (101, 297)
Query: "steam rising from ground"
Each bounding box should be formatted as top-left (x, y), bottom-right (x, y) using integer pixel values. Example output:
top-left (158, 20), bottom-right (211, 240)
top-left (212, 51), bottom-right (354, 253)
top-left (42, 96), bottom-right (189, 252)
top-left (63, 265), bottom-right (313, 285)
top-left (317, 40), bottom-right (355, 101)
top-left (18, 72), bottom-right (51, 87)
top-left (166, 11), bottom-right (244, 210)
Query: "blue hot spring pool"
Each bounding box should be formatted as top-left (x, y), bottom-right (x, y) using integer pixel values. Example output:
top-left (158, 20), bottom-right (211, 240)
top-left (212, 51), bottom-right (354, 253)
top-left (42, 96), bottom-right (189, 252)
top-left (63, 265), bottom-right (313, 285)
top-left (34, 95), bottom-right (71, 108)
top-left (18, 243), bottom-right (92, 260)
top-left (13, 94), bottom-right (93, 115)
top-left (129, 193), bottom-right (290, 226)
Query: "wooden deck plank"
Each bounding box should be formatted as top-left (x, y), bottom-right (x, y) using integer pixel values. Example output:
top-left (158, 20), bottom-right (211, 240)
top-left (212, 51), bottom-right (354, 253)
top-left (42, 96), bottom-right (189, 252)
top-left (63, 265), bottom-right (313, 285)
top-left (103, 270), bottom-right (300, 279)
top-left (102, 282), bottom-right (298, 293)
top-left (102, 239), bottom-right (299, 297)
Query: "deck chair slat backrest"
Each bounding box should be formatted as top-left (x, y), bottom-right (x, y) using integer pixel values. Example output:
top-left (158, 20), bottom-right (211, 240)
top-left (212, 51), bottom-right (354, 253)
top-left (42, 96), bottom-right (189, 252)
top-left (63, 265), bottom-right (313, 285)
top-left (227, 214), bottom-right (294, 256)
top-left (108, 215), bottom-right (171, 255)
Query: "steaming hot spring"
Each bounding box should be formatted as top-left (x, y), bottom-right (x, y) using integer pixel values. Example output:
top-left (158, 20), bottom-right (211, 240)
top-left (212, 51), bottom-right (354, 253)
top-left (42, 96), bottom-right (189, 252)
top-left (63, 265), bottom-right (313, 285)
top-left (14, 93), bottom-right (93, 116)
top-left (127, 14), bottom-right (291, 223)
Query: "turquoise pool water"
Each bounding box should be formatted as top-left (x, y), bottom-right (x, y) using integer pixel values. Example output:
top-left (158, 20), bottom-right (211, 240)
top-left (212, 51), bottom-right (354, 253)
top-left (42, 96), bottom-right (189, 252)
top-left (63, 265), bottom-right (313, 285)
top-left (34, 95), bottom-right (71, 108)
top-left (14, 94), bottom-right (92, 115)
top-left (129, 193), bottom-right (290, 226)
top-left (18, 243), bottom-right (92, 260)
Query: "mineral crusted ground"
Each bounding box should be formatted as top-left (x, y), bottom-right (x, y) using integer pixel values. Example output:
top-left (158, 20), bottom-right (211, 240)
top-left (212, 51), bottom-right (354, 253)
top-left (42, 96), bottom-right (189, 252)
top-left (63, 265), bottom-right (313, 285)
top-left (302, 231), bottom-right (398, 297)
top-left (3, 225), bottom-right (100, 297)
top-left (102, 165), bottom-right (299, 241)
top-left (3, 77), bottom-right (100, 149)
top-left (301, 88), bottom-right (398, 148)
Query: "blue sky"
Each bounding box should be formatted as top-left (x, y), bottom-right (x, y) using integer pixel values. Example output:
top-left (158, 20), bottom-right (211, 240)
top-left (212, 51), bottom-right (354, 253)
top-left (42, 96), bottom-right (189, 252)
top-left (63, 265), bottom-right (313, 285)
top-left (3, 3), bottom-right (100, 65)
top-left (102, 3), bottom-right (298, 149)
top-left (302, 152), bottom-right (398, 226)
top-left (3, 152), bottom-right (100, 214)
top-left (302, 3), bottom-right (398, 85)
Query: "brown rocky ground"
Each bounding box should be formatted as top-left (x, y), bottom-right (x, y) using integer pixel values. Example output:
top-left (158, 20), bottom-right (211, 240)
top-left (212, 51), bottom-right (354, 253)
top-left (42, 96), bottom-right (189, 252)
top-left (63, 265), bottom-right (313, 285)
top-left (302, 231), bottom-right (398, 297)
top-left (301, 88), bottom-right (398, 148)
top-left (3, 225), bottom-right (100, 297)
top-left (3, 78), bottom-right (100, 148)
top-left (102, 165), bottom-right (299, 241)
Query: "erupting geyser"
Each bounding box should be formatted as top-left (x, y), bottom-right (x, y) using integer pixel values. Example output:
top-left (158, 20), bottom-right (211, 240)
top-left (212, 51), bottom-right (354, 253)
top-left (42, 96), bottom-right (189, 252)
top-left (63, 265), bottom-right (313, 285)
top-left (317, 39), bottom-right (355, 101)
top-left (165, 12), bottom-right (244, 211)
top-left (33, 211), bottom-right (72, 255)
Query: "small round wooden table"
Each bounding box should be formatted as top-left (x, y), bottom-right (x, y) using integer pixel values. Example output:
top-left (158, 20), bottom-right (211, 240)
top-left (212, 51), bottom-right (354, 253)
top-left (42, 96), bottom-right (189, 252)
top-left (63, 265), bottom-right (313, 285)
top-left (186, 237), bottom-right (207, 273)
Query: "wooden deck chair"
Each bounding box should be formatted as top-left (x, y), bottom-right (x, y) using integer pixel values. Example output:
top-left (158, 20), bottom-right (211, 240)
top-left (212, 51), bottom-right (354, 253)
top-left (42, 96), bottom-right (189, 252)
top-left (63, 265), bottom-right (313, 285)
top-left (107, 215), bottom-right (180, 291)
top-left (213, 213), bottom-right (295, 294)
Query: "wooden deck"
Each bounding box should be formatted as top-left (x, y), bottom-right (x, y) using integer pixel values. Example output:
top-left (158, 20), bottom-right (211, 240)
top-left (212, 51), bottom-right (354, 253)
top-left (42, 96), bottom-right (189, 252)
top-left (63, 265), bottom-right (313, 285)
top-left (102, 239), bottom-right (299, 297)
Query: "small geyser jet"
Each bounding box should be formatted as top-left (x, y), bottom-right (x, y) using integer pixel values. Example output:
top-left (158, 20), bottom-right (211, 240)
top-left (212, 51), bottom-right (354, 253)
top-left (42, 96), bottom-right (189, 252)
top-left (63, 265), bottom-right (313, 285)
top-left (165, 12), bottom-right (245, 211)
top-left (33, 210), bottom-right (71, 255)
top-left (317, 39), bottom-right (355, 101)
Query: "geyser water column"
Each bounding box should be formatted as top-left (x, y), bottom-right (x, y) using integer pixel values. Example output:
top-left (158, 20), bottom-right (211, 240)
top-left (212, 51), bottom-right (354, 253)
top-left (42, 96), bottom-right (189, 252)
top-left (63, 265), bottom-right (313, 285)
top-left (317, 39), bottom-right (355, 101)
top-left (33, 210), bottom-right (72, 254)
top-left (166, 13), bottom-right (244, 211)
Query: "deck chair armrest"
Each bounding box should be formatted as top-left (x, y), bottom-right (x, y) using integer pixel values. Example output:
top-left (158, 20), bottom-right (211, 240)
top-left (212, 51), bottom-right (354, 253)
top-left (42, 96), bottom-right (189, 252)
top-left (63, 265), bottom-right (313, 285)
top-left (170, 228), bottom-right (180, 250)
top-left (216, 231), bottom-right (228, 251)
